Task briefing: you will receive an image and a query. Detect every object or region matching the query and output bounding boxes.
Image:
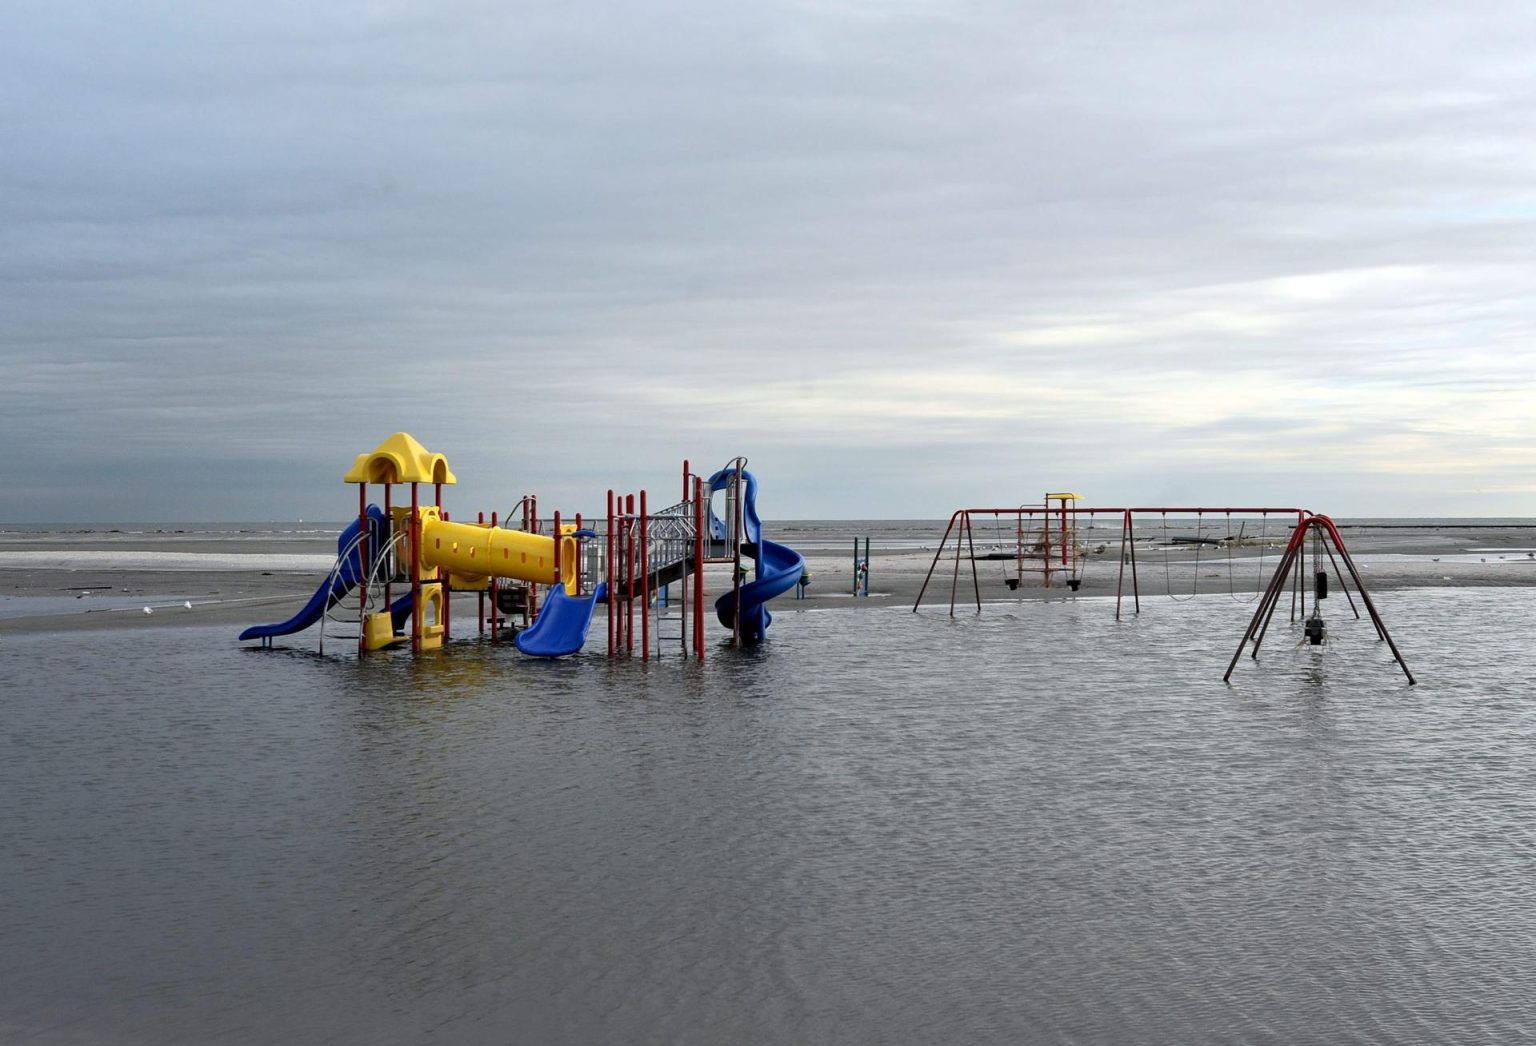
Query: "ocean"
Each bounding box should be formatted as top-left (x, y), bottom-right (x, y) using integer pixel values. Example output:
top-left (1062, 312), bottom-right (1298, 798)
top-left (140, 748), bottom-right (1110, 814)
top-left (2, 584), bottom-right (1533, 1044)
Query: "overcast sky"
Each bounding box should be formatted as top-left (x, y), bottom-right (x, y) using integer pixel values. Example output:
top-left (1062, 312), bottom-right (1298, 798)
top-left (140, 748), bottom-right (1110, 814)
top-left (4, 1), bottom-right (1534, 522)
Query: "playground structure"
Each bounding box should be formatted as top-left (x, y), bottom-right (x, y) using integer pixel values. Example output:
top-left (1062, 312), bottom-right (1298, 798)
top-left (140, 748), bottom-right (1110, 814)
top-left (915, 498), bottom-right (1414, 684)
top-left (239, 434), bottom-right (805, 660)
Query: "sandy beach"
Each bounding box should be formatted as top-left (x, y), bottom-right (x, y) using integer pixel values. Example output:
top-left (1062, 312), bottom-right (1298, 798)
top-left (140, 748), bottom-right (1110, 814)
top-left (2, 520), bottom-right (1534, 637)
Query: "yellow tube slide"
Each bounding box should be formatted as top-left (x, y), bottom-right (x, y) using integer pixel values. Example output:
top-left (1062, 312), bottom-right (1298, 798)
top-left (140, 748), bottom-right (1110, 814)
top-left (415, 509), bottom-right (579, 594)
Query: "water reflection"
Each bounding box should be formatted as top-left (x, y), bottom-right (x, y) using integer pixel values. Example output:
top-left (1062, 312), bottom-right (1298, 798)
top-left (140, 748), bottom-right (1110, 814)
top-left (2, 591), bottom-right (1535, 1044)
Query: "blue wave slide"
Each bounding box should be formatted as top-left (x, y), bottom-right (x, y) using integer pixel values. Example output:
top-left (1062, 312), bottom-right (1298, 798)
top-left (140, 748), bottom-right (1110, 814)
top-left (708, 466), bottom-right (805, 642)
top-left (515, 583), bottom-right (608, 658)
top-left (239, 507), bottom-right (390, 642)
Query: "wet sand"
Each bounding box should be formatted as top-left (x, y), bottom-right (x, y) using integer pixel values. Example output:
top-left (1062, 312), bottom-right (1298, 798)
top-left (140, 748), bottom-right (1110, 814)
top-left (2, 523), bottom-right (1534, 636)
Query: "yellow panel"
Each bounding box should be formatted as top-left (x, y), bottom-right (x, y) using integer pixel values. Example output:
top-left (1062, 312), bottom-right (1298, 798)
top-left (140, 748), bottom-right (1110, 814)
top-left (417, 585), bottom-right (445, 651)
top-left (363, 611), bottom-right (405, 650)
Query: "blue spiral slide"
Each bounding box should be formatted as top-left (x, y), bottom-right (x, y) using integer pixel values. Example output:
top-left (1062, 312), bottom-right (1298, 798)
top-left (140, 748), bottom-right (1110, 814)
top-left (239, 507), bottom-right (391, 642)
top-left (708, 466), bottom-right (805, 642)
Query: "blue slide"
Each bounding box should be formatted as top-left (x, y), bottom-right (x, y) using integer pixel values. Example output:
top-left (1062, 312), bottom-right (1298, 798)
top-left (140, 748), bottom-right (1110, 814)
top-left (708, 466), bottom-right (805, 642)
top-left (388, 590), bottom-right (414, 632)
top-left (515, 583), bottom-right (608, 658)
top-left (239, 507), bottom-right (389, 643)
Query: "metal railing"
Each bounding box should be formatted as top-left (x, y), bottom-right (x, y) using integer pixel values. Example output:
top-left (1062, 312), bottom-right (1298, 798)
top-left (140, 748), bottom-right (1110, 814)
top-left (319, 527), bottom-right (409, 653)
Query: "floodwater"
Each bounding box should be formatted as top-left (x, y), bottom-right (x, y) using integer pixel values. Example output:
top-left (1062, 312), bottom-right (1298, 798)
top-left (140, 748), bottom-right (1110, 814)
top-left (3, 589), bottom-right (1534, 1045)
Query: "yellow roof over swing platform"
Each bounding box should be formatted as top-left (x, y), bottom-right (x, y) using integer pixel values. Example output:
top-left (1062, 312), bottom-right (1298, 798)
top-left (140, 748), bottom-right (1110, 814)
top-left (343, 432), bottom-right (457, 485)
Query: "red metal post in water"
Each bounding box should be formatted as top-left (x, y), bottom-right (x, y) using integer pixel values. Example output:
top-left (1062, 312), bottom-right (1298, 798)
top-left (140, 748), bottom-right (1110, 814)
top-left (640, 490), bottom-right (650, 662)
top-left (694, 476), bottom-right (706, 660)
top-left (410, 482), bottom-right (421, 655)
top-left (552, 510), bottom-right (562, 596)
top-left (489, 511), bottom-right (499, 643)
top-left (527, 496), bottom-right (539, 625)
top-left (383, 483), bottom-right (393, 618)
top-left (437, 482), bottom-right (448, 642)
top-left (357, 482), bottom-right (369, 655)
top-left (607, 489), bottom-right (616, 657)
top-left (1060, 498), bottom-right (1069, 575)
top-left (625, 494), bottom-right (636, 654)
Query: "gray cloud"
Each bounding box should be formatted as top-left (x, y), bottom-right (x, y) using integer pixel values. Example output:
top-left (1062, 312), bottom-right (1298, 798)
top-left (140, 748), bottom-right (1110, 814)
top-left (3, 1), bottom-right (1535, 520)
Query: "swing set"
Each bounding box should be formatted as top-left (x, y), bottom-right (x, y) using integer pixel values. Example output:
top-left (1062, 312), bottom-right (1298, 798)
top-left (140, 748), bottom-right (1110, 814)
top-left (915, 499), bottom-right (1413, 684)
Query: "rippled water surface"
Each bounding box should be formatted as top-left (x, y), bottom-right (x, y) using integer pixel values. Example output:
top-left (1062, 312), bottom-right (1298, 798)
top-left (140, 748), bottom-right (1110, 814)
top-left (3, 589), bottom-right (1535, 1045)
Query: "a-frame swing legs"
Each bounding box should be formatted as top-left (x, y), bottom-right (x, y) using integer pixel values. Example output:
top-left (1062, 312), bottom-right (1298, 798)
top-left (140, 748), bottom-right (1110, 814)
top-left (1225, 514), bottom-right (1414, 685)
top-left (914, 510), bottom-right (987, 616)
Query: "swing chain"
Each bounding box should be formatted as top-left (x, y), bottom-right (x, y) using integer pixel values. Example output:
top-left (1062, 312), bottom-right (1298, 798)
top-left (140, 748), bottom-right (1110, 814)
top-left (1163, 511), bottom-right (1200, 602)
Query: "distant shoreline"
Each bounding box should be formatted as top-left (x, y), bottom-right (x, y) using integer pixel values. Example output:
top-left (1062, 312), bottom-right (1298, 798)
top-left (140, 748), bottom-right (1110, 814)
top-left (2, 520), bottom-right (1534, 636)
top-left (1334, 523), bottom-right (1536, 529)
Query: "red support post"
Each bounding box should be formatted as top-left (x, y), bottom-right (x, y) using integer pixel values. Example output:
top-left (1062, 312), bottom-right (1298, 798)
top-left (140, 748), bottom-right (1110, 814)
top-left (383, 483), bottom-right (393, 613)
top-left (357, 482), bottom-right (369, 655)
top-left (1130, 513), bottom-right (1141, 611)
top-left (1116, 509), bottom-right (1129, 622)
top-left (640, 490), bottom-right (650, 662)
top-left (436, 482), bottom-right (447, 641)
top-left (625, 494), bottom-right (636, 654)
top-left (948, 511), bottom-right (967, 616)
top-left (409, 482), bottom-right (421, 655)
top-left (605, 488), bottom-right (617, 651)
top-left (730, 467), bottom-right (744, 646)
top-left (527, 496), bottom-right (539, 624)
top-left (1060, 498), bottom-right (1068, 574)
top-left (1041, 507), bottom-right (1052, 589)
top-left (489, 511), bottom-right (499, 643)
top-left (965, 511), bottom-right (982, 611)
top-left (693, 476), bottom-right (706, 660)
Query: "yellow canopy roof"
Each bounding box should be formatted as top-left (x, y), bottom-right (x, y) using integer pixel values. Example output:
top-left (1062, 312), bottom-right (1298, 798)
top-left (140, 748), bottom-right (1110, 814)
top-left (343, 432), bottom-right (457, 485)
